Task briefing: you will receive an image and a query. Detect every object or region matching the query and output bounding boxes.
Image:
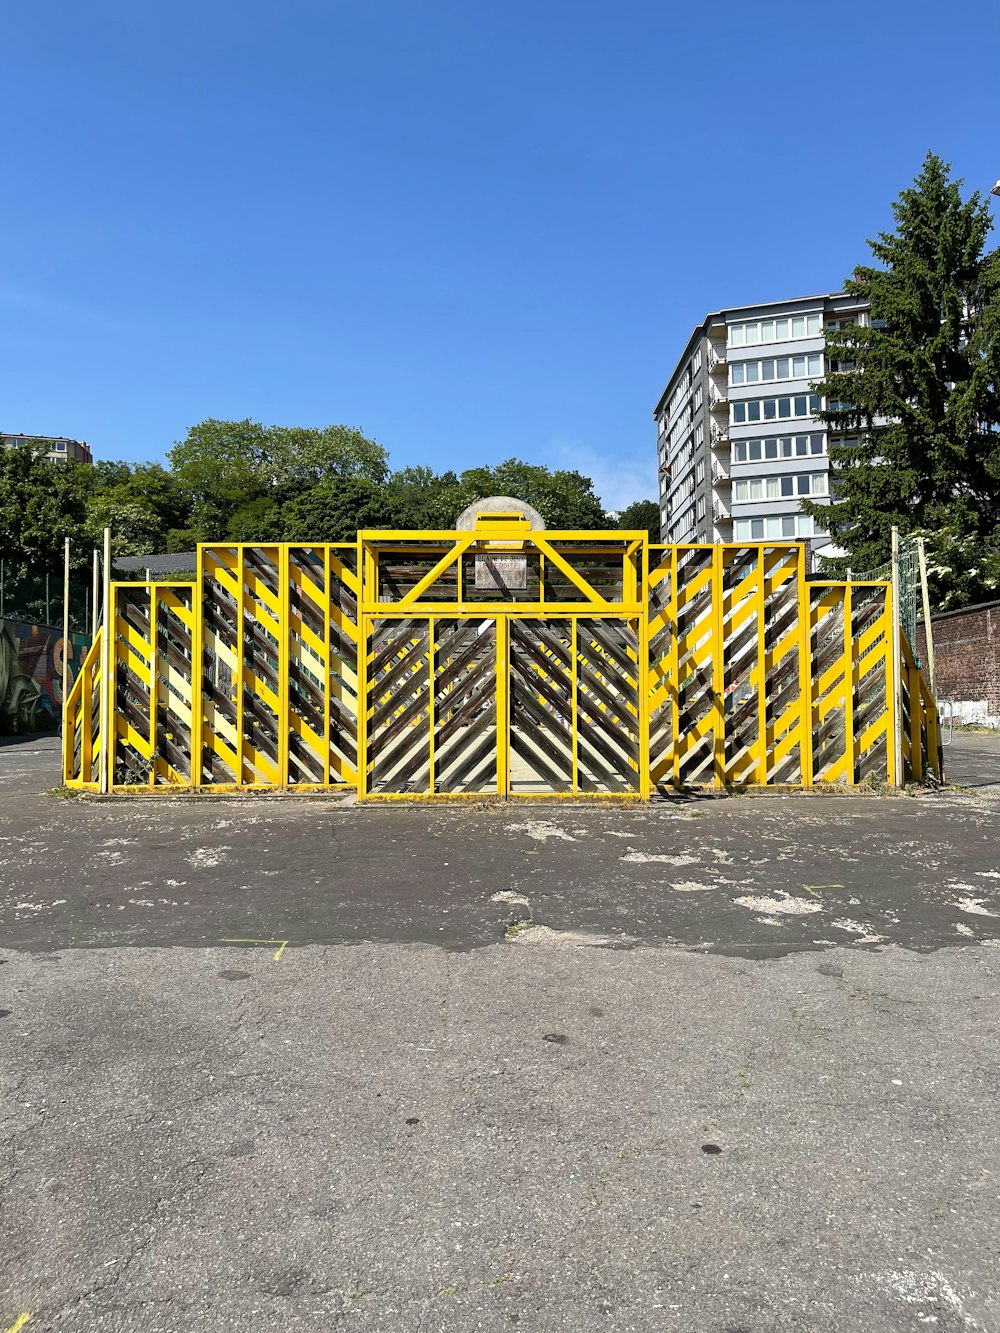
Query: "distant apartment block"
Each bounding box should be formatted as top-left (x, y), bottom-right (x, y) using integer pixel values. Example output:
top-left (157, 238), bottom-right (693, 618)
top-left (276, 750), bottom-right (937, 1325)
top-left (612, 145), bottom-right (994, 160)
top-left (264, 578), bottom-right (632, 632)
top-left (653, 293), bottom-right (869, 554)
top-left (1, 433), bottom-right (93, 464)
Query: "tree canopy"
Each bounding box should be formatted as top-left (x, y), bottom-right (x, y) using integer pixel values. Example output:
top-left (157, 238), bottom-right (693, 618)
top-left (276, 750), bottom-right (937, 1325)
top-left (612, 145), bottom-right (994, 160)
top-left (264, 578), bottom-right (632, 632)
top-left (801, 153), bottom-right (1000, 608)
top-left (616, 499), bottom-right (661, 543)
top-left (0, 441), bottom-right (92, 577)
top-left (2, 426), bottom-right (665, 600)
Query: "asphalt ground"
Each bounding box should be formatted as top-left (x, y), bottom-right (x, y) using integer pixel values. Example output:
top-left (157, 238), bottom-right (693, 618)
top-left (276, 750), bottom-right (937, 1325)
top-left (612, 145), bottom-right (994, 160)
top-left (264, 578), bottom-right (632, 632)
top-left (2, 733), bottom-right (1000, 1331)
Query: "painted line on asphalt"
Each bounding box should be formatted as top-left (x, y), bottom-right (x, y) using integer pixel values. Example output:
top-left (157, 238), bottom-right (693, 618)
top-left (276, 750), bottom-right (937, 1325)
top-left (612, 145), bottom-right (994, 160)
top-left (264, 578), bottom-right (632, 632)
top-left (802, 884), bottom-right (845, 897)
top-left (221, 937), bottom-right (290, 961)
top-left (5, 1313), bottom-right (31, 1333)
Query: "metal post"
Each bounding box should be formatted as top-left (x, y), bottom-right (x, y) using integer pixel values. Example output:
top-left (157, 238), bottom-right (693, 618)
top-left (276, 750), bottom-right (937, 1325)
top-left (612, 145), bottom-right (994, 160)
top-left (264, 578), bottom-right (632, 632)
top-left (890, 526), bottom-right (903, 785)
top-left (45, 571), bottom-right (50, 625)
top-left (100, 527), bottom-right (112, 793)
top-left (92, 549), bottom-right (100, 636)
top-left (916, 536), bottom-right (936, 696)
top-left (0, 557), bottom-right (4, 618)
top-left (62, 537), bottom-right (70, 719)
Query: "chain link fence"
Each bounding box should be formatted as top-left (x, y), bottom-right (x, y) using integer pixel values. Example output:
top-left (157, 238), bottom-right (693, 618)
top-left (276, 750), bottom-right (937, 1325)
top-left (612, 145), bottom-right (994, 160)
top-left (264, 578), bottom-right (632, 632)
top-left (852, 534), bottom-right (922, 666)
top-left (0, 562), bottom-right (95, 634)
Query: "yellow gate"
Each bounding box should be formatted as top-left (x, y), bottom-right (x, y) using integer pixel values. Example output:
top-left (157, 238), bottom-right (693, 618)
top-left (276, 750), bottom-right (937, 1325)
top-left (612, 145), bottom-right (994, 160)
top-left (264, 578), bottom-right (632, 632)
top-left (62, 515), bottom-right (941, 796)
top-left (357, 516), bottom-right (646, 798)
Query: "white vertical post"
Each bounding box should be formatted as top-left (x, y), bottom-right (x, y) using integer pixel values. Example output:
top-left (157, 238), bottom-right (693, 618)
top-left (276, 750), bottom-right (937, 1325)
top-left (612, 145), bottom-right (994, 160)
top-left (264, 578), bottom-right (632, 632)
top-left (890, 525), bottom-right (903, 785)
top-left (100, 527), bottom-right (112, 793)
top-left (916, 536), bottom-right (936, 696)
top-left (92, 549), bottom-right (100, 636)
top-left (62, 537), bottom-right (71, 725)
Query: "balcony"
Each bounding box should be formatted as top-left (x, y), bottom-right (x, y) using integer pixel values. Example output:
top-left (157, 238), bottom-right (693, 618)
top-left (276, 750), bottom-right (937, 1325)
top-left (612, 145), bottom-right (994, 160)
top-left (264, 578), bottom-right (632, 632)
top-left (712, 461), bottom-right (731, 485)
top-left (710, 424), bottom-right (730, 449)
top-left (713, 499), bottom-right (731, 522)
top-left (708, 388), bottom-right (728, 414)
top-left (707, 348), bottom-right (728, 376)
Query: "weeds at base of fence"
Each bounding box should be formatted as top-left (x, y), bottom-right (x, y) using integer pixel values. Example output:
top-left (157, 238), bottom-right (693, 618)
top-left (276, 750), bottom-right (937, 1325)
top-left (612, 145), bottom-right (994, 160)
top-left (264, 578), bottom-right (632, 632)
top-left (45, 785), bottom-right (84, 800)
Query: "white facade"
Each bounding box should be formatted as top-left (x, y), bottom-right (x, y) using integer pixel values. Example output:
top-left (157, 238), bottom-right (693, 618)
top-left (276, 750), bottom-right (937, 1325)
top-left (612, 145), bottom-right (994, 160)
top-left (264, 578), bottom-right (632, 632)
top-left (1, 433), bottom-right (93, 464)
top-left (654, 293), bottom-right (867, 552)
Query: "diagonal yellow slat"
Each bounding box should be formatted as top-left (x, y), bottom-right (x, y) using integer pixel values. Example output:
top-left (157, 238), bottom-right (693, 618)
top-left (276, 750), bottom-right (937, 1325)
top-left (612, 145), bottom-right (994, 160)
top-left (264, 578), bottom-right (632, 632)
top-left (116, 716), bottom-right (153, 758)
top-left (856, 607), bottom-right (890, 658)
top-left (818, 752), bottom-right (848, 784)
top-left (530, 536), bottom-right (608, 607)
top-left (117, 616), bottom-right (152, 662)
top-left (243, 742), bottom-right (279, 785)
top-left (204, 550), bottom-right (240, 599)
top-left (859, 712), bottom-right (889, 754)
top-left (119, 644), bottom-right (152, 689)
top-left (397, 536), bottom-right (474, 606)
top-left (770, 626), bottom-right (799, 667)
top-left (330, 554), bottom-right (359, 596)
top-left (160, 589), bottom-right (194, 626)
top-left (771, 719), bottom-right (801, 764)
top-left (676, 565), bottom-right (713, 606)
top-left (243, 562), bottom-right (281, 618)
top-left (817, 685), bottom-right (847, 721)
top-left (817, 651), bottom-right (848, 700)
top-left (289, 608), bottom-right (326, 661)
top-left (244, 666), bottom-right (281, 716)
top-left (289, 709), bottom-right (324, 755)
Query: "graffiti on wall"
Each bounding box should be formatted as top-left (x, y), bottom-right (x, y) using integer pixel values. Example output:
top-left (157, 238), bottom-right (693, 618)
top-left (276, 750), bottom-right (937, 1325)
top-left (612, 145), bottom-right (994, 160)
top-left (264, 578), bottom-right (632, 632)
top-left (0, 620), bottom-right (91, 734)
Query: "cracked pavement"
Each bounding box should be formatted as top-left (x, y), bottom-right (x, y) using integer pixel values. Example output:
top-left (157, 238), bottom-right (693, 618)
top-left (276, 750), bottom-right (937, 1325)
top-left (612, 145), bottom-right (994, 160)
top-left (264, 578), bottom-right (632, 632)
top-left (2, 735), bottom-right (1000, 1331)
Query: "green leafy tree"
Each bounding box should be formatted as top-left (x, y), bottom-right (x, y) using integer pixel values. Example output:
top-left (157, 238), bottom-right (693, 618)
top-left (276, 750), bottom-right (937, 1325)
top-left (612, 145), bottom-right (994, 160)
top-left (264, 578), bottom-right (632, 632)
top-left (802, 153), bottom-right (1000, 608)
top-left (86, 496), bottom-right (164, 556)
top-left (168, 419), bottom-right (267, 511)
top-left (454, 458), bottom-right (608, 529)
top-left (168, 419), bottom-right (389, 539)
top-left (226, 498), bottom-right (287, 543)
top-left (283, 478), bottom-right (404, 543)
top-left (0, 441), bottom-right (92, 578)
top-left (386, 466), bottom-right (467, 528)
top-left (86, 462), bottom-right (191, 555)
top-left (616, 498), bottom-right (661, 542)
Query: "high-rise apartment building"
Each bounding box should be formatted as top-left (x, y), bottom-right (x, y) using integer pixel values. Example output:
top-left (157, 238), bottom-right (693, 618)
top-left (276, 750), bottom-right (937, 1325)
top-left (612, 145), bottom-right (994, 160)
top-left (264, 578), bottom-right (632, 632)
top-left (654, 293), bottom-right (868, 553)
top-left (1, 433), bottom-right (93, 464)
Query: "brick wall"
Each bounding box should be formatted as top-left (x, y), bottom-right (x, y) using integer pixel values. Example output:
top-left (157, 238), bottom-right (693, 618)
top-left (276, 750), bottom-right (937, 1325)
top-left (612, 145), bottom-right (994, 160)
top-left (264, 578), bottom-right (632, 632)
top-left (917, 600), bottom-right (1000, 727)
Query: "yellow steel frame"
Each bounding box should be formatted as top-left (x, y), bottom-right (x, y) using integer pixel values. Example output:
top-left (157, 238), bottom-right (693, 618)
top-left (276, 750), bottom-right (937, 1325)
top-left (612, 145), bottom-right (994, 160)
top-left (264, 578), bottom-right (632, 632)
top-left (62, 628), bottom-right (103, 790)
top-left (62, 521), bottom-right (940, 797)
top-left (900, 629), bottom-right (943, 783)
top-left (357, 608), bottom-right (646, 801)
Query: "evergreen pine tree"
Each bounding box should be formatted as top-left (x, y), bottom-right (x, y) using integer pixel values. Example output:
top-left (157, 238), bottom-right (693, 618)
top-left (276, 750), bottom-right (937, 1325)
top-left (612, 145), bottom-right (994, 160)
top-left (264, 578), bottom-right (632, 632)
top-left (802, 153), bottom-right (1000, 608)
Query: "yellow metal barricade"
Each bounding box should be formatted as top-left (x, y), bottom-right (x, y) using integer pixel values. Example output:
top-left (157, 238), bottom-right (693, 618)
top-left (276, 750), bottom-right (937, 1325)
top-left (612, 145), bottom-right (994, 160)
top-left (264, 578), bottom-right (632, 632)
top-left (63, 520), bottom-right (939, 797)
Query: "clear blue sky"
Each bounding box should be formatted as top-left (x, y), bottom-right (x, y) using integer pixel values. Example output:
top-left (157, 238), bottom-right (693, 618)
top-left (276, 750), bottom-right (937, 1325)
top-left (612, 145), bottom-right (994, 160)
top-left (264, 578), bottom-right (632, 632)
top-left (2, 1), bottom-right (998, 510)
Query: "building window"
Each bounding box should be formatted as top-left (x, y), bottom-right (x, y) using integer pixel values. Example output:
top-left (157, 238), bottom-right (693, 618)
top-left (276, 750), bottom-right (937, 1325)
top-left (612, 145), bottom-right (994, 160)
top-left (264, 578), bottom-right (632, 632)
top-left (729, 353), bottom-right (821, 385)
top-left (733, 472), bottom-right (828, 503)
top-left (696, 496), bottom-right (706, 520)
top-left (731, 394), bottom-right (821, 424)
top-left (728, 313), bottom-right (821, 347)
top-left (734, 513), bottom-right (825, 540)
top-left (695, 460), bottom-right (705, 484)
top-left (732, 433), bottom-right (825, 463)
